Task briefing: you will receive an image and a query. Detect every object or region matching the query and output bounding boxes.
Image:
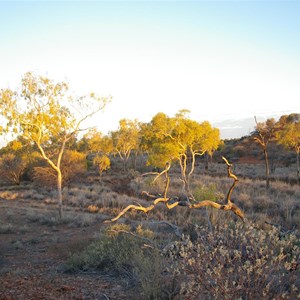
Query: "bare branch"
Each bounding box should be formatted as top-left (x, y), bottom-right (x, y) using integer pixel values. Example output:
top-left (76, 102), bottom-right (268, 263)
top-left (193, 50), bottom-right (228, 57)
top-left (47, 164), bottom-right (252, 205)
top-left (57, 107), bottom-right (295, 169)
top-left (104, 204), bottom-right (155, 223)
top-left (104, 157), bottom-right (244, 223)
top-left (189, 157), bottom-right (244, 220)
top-left (189, 200), bottom-right (244, 220)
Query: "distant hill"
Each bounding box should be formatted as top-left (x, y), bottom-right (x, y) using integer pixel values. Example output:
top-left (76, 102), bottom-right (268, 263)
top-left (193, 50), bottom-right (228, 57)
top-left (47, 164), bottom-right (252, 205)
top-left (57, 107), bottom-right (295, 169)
top-left (213, 117), bottom-right (255, 139)
top-left (213, 111), bottom-right (298, 139)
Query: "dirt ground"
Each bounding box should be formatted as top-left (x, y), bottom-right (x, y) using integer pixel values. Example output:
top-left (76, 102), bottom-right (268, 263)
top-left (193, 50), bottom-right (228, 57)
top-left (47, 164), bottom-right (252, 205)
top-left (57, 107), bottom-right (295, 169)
top-left (0, 198), bottom-right (136, 300)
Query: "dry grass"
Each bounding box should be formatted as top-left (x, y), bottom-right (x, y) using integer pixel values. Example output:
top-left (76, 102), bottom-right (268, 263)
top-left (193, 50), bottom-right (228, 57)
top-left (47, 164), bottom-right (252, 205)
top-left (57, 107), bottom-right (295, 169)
top-left (26, 209), bottom-right (99, 228)
top-left (1, 159), bottom-right (299, 299)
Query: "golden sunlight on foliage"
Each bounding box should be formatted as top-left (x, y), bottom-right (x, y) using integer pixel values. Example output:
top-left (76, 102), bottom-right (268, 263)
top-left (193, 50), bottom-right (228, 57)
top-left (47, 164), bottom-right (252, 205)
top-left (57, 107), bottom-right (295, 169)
top-left (93, 154), bottom-right (111, 177)
top-left (0, 72), bottom-right (111, 218)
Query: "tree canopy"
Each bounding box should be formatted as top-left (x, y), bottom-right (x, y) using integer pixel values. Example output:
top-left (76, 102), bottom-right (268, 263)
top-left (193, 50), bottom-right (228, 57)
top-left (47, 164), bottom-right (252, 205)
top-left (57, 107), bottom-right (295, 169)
top-left (0, 72), bottom-right (111, 217)
top-left (141, 111), bottom-right (221, 197)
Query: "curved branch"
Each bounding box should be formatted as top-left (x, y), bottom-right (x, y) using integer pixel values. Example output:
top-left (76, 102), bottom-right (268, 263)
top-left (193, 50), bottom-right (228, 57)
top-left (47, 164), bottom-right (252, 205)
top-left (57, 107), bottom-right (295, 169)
top-left (189, 157), bottom-right (244, 220)
top-left (189, 201), bottom-right (244, 220)
top-left (104, 157), bottom-right (244, 223)
top-left (104, 204), bottom-right (155, 223)
top-left (152, 162), bottom-right (171, 183)
top-left (222, 156), bottom-right (238, 205)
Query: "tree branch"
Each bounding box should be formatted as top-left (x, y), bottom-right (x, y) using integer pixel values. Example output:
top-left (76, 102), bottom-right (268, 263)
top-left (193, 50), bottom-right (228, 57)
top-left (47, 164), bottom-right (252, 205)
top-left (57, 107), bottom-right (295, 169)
top-left (104, 157), bottom-right (244, 223)
top-left (189, 156), bottom-right (244, 220)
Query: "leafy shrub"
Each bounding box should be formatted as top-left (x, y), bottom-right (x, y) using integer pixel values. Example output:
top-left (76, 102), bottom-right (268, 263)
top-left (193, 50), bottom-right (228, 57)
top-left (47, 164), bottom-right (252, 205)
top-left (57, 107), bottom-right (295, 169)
top-left (0, 153), bottom-right (28, 185)
top-left (66, 224), bottom-right (170, 299)
top-left (33, 150), bottom-right (87, 186)
top-left (193, 183), bottom-right (224, 201)
top-left (0, 223), bottom-right (15, 234)
top-left (93, 154), bottom-right (111, 177)
top-left (166, 222), bottom-right (299, 299)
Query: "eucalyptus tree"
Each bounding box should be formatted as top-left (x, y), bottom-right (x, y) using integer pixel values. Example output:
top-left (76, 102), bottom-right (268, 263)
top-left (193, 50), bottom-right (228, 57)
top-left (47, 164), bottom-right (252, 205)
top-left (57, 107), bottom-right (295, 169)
top-left (142, 110), bottom-right (221, 199)
top-left (253, 117), bottom-right (276, 189)
top-left (105, 111), bottom-right (243, 225)
top-left (0, 72), bottom-right (111, 217)
top-left (111, 118), bottom-right (140, 170)
top-left (276, 113), bottom-right (300, 184)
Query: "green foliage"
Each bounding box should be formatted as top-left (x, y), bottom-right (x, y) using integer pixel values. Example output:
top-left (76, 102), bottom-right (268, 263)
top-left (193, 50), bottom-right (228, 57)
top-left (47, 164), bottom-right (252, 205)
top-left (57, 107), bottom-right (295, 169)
top-left (141, 111), bottom-right (221, 196)
top-left (147, 141), bottom-right (180, 168)
top-left (93, 154), bottom-right (111, 176)
top-left (276, 114), bottom-right (300, 153)
top-left (78, 128), bottom-right (113, 155)
top-left (66, 224), bottom-right (166, 299)
top-left (0, 72), bottom-right (110, 216)
top-left (32, 150), bottom-right (87, 186)
top-left (111, 118), bottom-right (140, 168)
top-left (193, 183), bottom-right (224, 202)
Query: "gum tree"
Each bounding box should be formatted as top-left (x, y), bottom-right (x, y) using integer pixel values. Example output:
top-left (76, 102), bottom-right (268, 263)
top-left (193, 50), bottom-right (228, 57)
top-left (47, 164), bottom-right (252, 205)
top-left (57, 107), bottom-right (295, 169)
top-left (0, 72), bottom-right (111, 217)
top-left (276, 113), bottom-right (300, 184)
top-left (253, 117), bottom-right (276, 189)
top-left (142, 110), bottom-right (221, 199)
top-left (111, 118), bottom-right (140, 170)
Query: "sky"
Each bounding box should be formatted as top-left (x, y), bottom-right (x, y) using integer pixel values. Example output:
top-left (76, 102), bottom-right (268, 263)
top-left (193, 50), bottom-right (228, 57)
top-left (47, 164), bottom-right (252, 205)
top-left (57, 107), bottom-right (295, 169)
top-left (0, 0), bottom-right (299, 140)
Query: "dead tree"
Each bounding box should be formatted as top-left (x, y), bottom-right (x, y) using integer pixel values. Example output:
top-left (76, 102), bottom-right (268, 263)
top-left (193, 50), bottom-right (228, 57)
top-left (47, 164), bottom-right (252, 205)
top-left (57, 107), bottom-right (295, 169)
top-left (104, 157), bottom-right (244, 223)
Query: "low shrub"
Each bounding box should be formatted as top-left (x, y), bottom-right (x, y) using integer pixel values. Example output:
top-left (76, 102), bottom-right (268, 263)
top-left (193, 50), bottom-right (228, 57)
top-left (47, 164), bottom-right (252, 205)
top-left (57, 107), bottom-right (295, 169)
top-left (166, 222), bottom-right (299, 299)
top-left (193, 183), bottom-right (224, 201)
top-left (66, 223), bottom-right (173, 299)
top-left (0, 223), bottom-right (15, 234)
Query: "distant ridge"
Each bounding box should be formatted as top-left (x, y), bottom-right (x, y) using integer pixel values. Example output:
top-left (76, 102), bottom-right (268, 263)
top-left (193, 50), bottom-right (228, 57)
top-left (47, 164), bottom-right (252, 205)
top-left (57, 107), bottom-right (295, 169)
top-left (213, 111), bottom-right (299, 140)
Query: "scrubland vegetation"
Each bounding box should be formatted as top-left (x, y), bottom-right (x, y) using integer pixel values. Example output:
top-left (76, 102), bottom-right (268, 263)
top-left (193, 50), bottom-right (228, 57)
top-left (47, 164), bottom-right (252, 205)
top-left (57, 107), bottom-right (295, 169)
top-left (0, 73), bottom-right (299, 299)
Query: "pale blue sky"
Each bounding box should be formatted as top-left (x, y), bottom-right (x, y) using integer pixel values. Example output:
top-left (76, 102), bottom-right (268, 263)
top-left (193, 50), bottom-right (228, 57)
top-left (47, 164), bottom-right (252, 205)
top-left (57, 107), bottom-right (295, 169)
top-left (0, 1), bottom-right (299, 138)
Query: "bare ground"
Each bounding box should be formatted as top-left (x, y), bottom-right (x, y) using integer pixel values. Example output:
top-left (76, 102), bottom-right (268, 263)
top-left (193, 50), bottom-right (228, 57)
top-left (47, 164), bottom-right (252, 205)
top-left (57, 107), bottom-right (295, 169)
top-left (0, 198), bottom-right (136, 300)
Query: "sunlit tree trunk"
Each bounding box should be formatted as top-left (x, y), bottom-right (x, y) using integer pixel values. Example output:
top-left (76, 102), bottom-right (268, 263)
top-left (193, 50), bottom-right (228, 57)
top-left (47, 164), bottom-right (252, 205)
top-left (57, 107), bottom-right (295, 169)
top-left (179, 154), bottom-right (192, 198)
top-left (254, 117), bottom-right (275, 190)
top-left (56, 139), bottom-right (66, 219)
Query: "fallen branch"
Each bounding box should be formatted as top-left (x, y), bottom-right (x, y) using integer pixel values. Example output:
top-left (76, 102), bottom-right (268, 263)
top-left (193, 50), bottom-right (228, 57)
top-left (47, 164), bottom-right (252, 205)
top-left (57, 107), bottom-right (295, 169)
top-left (104, 157), bottom-right (244, 223)
top-left (189, 157), bottom-right (244, 220)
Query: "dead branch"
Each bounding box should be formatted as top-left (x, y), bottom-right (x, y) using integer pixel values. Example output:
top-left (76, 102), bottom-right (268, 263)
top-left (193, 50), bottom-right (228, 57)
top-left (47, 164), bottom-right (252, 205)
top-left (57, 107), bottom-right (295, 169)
top-left (104, 157), bottom-right (244, 223)
top-left (104, 163), bottom-right (174, 223)
top-left (189, 157), bottom-right (244, 220)
top-left (104, 204), bottom-right (155, 223)
top-left (141, 191), bottom-right (160, 199)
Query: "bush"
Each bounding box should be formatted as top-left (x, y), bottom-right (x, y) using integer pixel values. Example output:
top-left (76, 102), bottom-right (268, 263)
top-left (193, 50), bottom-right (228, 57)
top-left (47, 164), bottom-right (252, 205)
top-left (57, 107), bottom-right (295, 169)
top-left (66, 223), bottom-right (171, 299)
top-left (93, 154), bottom-right (110, 177)
top-left (0, 153), bottom-right (28, 185)
top-left (193, 183), bottom-right (224, 201)
top-left (33, 150), bottom-right (87, 186)
top-left (166, 222), bottom-right (299, 299)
